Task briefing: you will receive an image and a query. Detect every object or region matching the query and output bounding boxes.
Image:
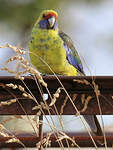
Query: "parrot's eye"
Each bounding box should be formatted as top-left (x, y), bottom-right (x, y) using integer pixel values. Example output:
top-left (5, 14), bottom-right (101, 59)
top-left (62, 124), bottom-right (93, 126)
top-left (42, 14), bottom-right (46, 18)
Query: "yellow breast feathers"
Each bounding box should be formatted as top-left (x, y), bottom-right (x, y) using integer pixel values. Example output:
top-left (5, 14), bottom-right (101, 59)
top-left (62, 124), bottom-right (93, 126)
top-left (29, 28), bottom-right (77, 76)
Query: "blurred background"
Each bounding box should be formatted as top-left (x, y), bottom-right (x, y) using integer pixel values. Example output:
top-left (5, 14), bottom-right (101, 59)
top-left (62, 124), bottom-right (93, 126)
top-left (0, 0), bottom-right (113, 134)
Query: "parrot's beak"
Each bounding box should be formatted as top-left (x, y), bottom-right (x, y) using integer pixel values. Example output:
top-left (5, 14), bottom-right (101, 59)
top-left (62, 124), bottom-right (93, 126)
top-left (48, 16), bottom-right (55, 28)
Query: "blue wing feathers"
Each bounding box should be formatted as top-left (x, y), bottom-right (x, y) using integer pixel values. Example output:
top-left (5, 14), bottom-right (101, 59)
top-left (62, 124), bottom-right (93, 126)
top-left (64, 44), bottom-right (84, 74)
top-left (59, 31), bottom-right (84, 75)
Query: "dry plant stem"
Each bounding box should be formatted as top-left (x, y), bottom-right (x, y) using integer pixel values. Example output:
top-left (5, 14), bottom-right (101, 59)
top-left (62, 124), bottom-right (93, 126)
top-left (5, 55), bottom-right (29, 66)
top-left (0, 99), bottom-right (17, 107)
top-left (81, 54), bottom-right (92, 76)
top-left (0, 124), bottom-right (27, 149)
top-left (53, 104), bottom-right (71, 149)
top-left (44, 86), bottom-right (71, 149)
top-left (60, 96), bottom-right (68, 115)
top-left (33, 75), bottom-right (66, 149)
top-left (92, 80), bottom-right (107, 149)
top-left (0, 83), bottom-right (36, 134)
top-left (36, 56), bottom-right (98, 149)
top-left (53, 75), bottom-right (98, 149)
top-left (57, 131), bottom-right (81, 150)
top-left (0, 117), bottom-right (14, 126)
top-left (1, 46), bottom-right (101, 148)
top-left (73, 79), bottom-right (90, 85)
top-left (43, 84), bottom-right (71, 149)
top-left (44, 83), bottom-right (71, 148)
top-left (44, 132), bottom-right (52, 149)
top-left (80, 95), bottom-right (92, 113)
top-left (49, 87), bottom-right (63, 106)
top-left (5, 87), bottom-right (38, 137)
top-left (0, 43), bottom-right (26, 55)
top-left (21, 79), bottom-right (65, 149)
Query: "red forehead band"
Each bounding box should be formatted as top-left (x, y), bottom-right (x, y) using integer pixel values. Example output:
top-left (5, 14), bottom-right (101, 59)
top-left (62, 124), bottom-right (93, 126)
top-left (45, 13), bottom-right (58, 20)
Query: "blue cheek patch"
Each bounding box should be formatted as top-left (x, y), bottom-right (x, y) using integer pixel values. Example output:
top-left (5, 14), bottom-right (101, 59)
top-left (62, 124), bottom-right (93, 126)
top-left (39, 20), bottom-right (48, 29)
top-left (39, 19), bottom-right (58, 30)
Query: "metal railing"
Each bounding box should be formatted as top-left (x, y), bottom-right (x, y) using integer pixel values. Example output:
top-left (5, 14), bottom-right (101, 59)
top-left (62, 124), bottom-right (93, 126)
top-left (0, 76), bottom-right (113, 148)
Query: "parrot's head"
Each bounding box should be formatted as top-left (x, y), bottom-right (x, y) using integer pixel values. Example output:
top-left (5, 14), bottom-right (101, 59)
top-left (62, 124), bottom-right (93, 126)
top-left (37, 10), bottom-right (58, 30)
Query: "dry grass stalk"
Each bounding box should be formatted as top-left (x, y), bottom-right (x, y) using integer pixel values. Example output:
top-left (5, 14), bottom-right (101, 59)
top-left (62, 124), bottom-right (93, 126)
top-left (5, 56), bottom-right (29, 66)
top-left (92, 80), bottom-right (100, 96)
top-left (1, 67), bottom-right (18, 74)
top-left (32, 105), bottom-right (42, 111)
top-left (0, 124), bottom-right (10, 137)
top-left (0, 117), bottom-right (14, 125)
top-left (20, 63), bottom-right (47, 87)
top-left (0, 123), bottom-right (26, 148)
top-left (80, 95), bottom-right (92, 113)
top-left (32, 102), bottom-right (50, 111)
top-left (1, 43), bottom-right (47, 88)
top-left (81, 94), bottom-right (85, 104)
top-left (6, 83), bottom-right (18, 89)
top-left (57, 132), bottom-right (80, 149)
top-left (6, 137), bottom-right (26, 149)
top-left (49, 73), bottom-right (98, 148)
top-left (36, 132), bottom-right (52, 148)
top-left (6, 83), bottom-right (33, 100)
top-left (6, 137), bottom-right (21, 144)
top-left (36, 141), bottom-right (43, 149)
top-left (49, 87), bottom-right (63, 106)
top-left (0, 43), bottom-right (26, 55)
top-left (0, 83), bottom-right (6, 88)
top-left (6, 83), bottom-right (25, 93)
top-left (0, 131), bottom-right (9, 137)
top-left (5, 82), bottom-right (33, 100)
top-left (40, 102), bottom-right (50, 110)
top-left (0, 99), bottom-right (17, 107)
top-left (43, 132), bottom-right (52, 147)
top-left (32, 115), bottom-right (40, 130)
top-left (73, 79), bottom-right (90, 85)
top-left (92, 80), bottom-right (107, 149)
top-left (72, 93), bottom-right (78, 101)
top-left (60, 96), bottom-right (68, 115)
top-left (0, 124), bottom-right (5, 130)
top-left (22, 93), bottom-right (33, 99)
top-left (1, 43), bottom-right (102, 149)
top-left (15, 75), bottom-right (25, 80)
top-left (36, 111), bottom-right (41, 116)
top-left (75, 94), bottom-right (92, 115)
top-left (0, 43), bottom-right (66, 148)
top-left (18, 85), bottom-right (25, 92)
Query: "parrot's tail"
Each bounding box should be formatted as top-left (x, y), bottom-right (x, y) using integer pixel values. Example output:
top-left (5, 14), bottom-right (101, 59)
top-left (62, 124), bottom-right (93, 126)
top-left (83, 115), bottom-right (104, 145)
top-left (93, 115), bottom-right (103, 136)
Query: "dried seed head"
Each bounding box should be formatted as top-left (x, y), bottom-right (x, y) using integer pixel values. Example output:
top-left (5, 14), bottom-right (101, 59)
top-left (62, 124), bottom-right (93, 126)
top-left (5, 43), bottom-right (26, 54)
top-left (73, 79), bottom-right (90, 85)
top-left (0, 99), bottom-right (17, 107)
top-left (6, 138), bottom-right (21, 144)
top-left (0, 132), bottom-right (9, 137)
top-left (1, 67), bottom-right (17, 74)
top-left (18, 85), bottom-right (25, 92)
top-left (6, 56), bottom-right (29, 66)
top-left (6, 83), bottom-right (17, 89)
top-left (49, 88), bottom-right (62, 106)
top-left (22, 93), bottom-right (28, 98)
top-left (15, 75), bottom-right (24, 80)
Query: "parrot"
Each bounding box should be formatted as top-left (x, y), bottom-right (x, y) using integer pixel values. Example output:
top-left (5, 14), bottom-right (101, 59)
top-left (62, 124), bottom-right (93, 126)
top-left (29, 10), bottom-right (103, 137)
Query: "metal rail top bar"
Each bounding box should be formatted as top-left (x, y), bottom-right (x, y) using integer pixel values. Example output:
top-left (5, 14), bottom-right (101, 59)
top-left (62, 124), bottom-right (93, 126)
top-left (0, 76), bottom-right (113, 115)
